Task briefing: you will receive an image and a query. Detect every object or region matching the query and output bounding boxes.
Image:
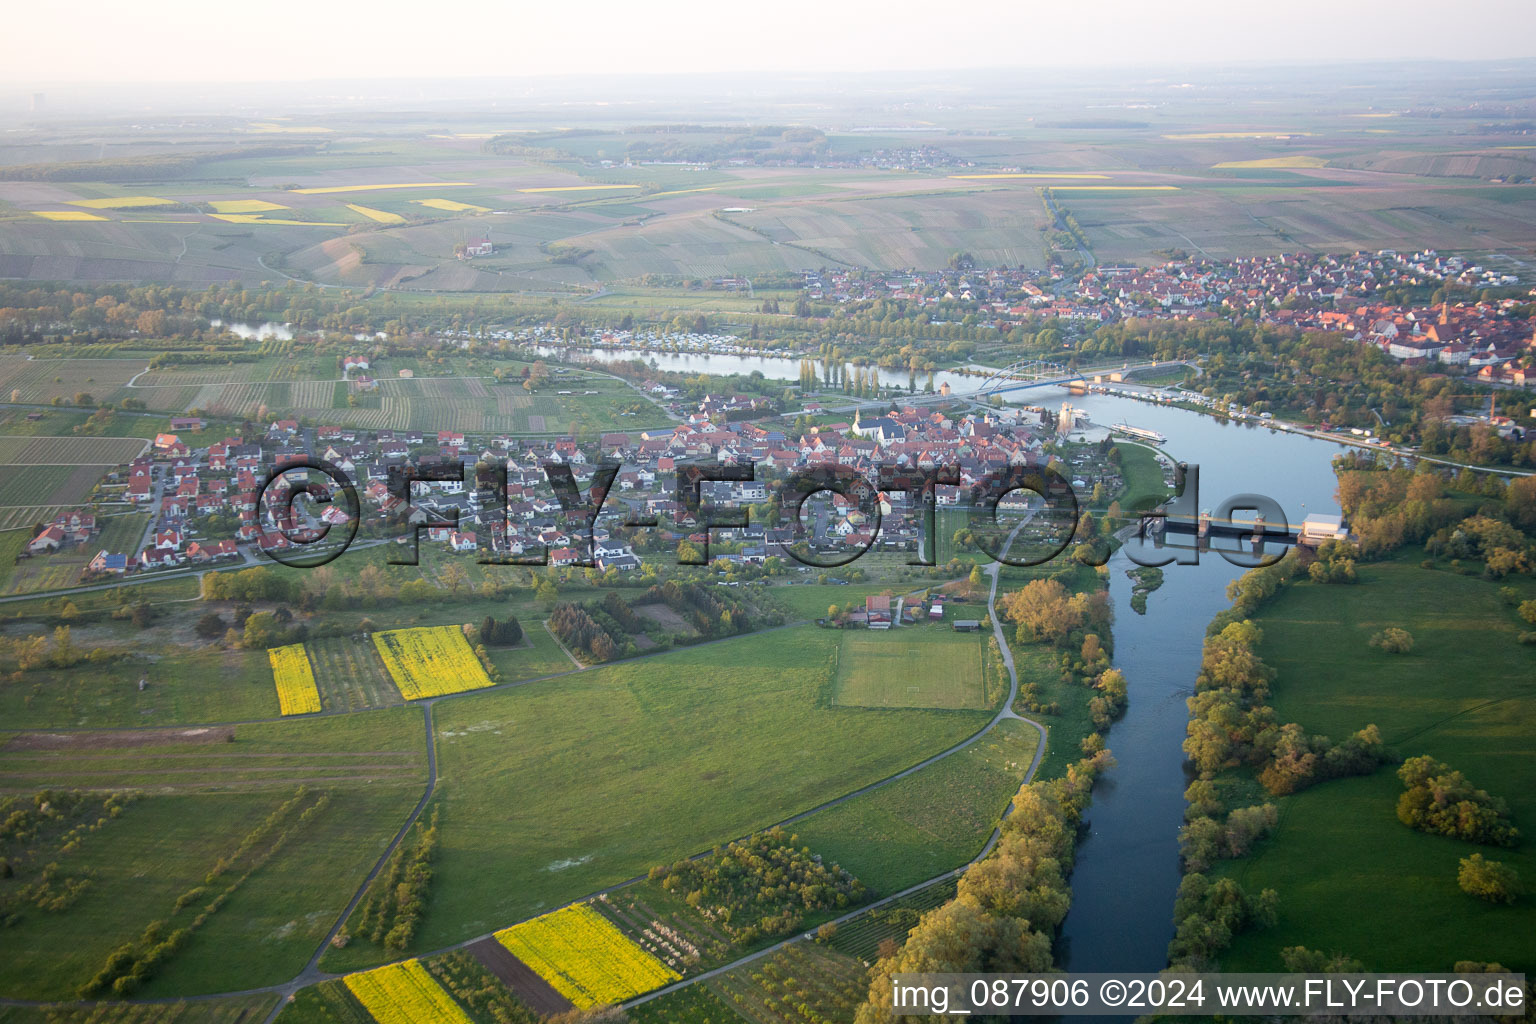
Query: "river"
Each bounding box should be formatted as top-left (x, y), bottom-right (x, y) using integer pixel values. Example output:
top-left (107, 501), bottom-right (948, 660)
top-left (1049, 391), bottom-right (1349, 972)
top-left (529, 344), bottom-right (994, 396)
top-left (209, 319), bottom-right (293, 341)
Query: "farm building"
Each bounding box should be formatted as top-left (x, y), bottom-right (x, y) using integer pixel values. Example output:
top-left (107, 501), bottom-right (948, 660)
top-left (865, 594), bottom-right (892, 629)
top-left (952, 620), bottom-right (981, 632)
top-left (460, 235), bottom-right (494, 259)
top-left (28, 525), bottom-right (65, 553)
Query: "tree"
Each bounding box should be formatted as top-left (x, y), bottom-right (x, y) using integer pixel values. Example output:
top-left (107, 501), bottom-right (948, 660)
top-left (440, 562), bottom-right (468, 596)
top-left (242, 611), bottom-right (282, 650)
top-left (968, 565), bottom-right (984, 588)
top-left (51, 626), bottom-right (76, 667)
top-left (195, 612), bottom-right (226, 639)
top-left (1458, 854), bottom-right (1522, 905)
top-left (1081, 633), bottom-right (1102, 664)
top-left (999, 579), bottom-right (1083, 645)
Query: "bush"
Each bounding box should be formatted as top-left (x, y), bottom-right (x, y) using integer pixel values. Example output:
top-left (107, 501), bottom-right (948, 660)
top-left (1396, 756), bottom-right (1520, 847)
top-left (1369, 627), bottom-right (1414, 654)
top-left (1519, 600), bottom-right (1536, 627)
top-left (1458, 854), bottom-right (1522, 905)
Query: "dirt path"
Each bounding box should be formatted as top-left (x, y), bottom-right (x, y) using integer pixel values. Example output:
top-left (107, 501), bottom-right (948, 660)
top-left (1, 563), bottom-right (1042, 1015)
top-left (251, 702), bottom-right (440, 1023)
top-left (624, 522), bottom-right (1046, 1011)
top-left (543, 618), bottom-right (584, 669)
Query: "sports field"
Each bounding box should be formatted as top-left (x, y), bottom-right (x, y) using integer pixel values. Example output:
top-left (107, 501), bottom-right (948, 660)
top-left (831, 627), bottom-right (990, 710)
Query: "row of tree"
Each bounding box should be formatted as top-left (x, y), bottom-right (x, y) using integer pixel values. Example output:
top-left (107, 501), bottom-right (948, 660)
top-left (855, 753), bottom-right (1111, 1022)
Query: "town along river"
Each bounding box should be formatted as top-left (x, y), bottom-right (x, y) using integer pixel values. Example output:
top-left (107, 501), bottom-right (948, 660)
top-left (1050, 393), bottom-right (1349, 971)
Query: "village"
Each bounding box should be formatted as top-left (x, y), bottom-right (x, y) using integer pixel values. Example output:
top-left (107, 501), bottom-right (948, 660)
top-left (20, 386), bottom-right (1131, 587)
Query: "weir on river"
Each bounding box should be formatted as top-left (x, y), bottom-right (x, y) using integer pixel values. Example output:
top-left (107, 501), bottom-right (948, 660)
top-left (1051, 392), bottom-right (1348, 971)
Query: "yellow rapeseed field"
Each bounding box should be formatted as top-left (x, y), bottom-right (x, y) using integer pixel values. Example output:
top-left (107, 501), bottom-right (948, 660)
top-left (32, 211), bottom-right (108, 221)
top-left (494, 903), bottom-right (680, 1008)
top-left (346, 204), bottom-right (407, 224)
top-left (292, 183), bottom-right (475, 195)
top-left (268, 644), bottom-right (321, 716)
top-left (343, 960), bottom-right (473, 1024)
top-left (1163, 131), bottom-right (1314, 140)
top-left (372, 626), bottom-right (494, 700)
top-left (209, 214), bottom-right (347, 226)
top-left (208, 199), bottom-right (290, 213)
top-left (247, 122), bottom-right (333, 134)
top-left (1048, 185), bottom-right (1182, 191)
top-left (949, 173), bottom-right (1110, 180)
top-left (411, 198), bottom-right (490, 213)
top-left (1213, 156), bottom-right (1328, 169)
top-left (516, 185), bottom-right (640, 193)
top-left (68, 196), bottom-right (175, 209)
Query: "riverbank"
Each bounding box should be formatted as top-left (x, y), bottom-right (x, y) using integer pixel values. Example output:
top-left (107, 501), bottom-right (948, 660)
top-left (1209, 546), bottom-right (1536, 972)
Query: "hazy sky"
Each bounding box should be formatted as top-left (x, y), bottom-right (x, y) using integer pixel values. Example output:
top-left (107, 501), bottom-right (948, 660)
top-left (4, 0), bottom-right (1536, 83)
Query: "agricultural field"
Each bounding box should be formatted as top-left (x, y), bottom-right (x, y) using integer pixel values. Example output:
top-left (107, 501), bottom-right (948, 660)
top-left (304, 635), bottom-right (406, 712)
top-left (0, 760), bottom-right (424, 1000)
top-left (114, 362), bottom-right (654, 434)
top-left (791, 717), bottom-right (1039, 893)
top-left (709, 941), bottom-right (869, 1024)
top-left (345, 204), bottom-right (408, 225)
top-left (274, 979), bottom-right (377, 1024)
top-left (493, 902), bottom-right (680, 1007)
top-left (0, 636), bottom-right (284, 728)
top-left (481, 624), bottom-right (583, 684)
top-left (0, 435), bottom-right (147, 464)
top-left (372, 625), bottom-right (495, 700)
top-left (5, 114), bottom-right (1536, 285)
top-left (0, 435), bottom-right (145, 530)
top-left (270, 643), bottom-right (323, 716)
top-left (344, 960), bottom-right (474, 1024)
top-left (628, 983), bottom-right (745, 1024)
top-left (0, 464), bottom-right (96, 528)
top-left (0, 408), bottom-right (155, 440)
top-left (826, 878), bottom-right (959, 964)
top-left (0, 707), bottom-right (427, 793)
top-left (1217, 551), bottom-right (1536, 972)
top-left (412, 626), bottom-right (989, 953)
top-left (831, 627), bottom-right (990, 710)
top-left (0, 994), bottom-right (281, 1024)
top-left (0, 358), bottom-right (144, 405)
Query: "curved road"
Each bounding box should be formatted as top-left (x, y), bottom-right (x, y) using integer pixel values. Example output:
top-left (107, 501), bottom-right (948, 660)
top-left (623, 522), bottom-right (1044, 1010)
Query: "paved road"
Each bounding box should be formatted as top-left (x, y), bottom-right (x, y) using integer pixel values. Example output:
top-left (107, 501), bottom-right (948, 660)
top-left (0, 539), bottom-right (397, 607)
top-left (623, 521), bottom-right (1045, 1011)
